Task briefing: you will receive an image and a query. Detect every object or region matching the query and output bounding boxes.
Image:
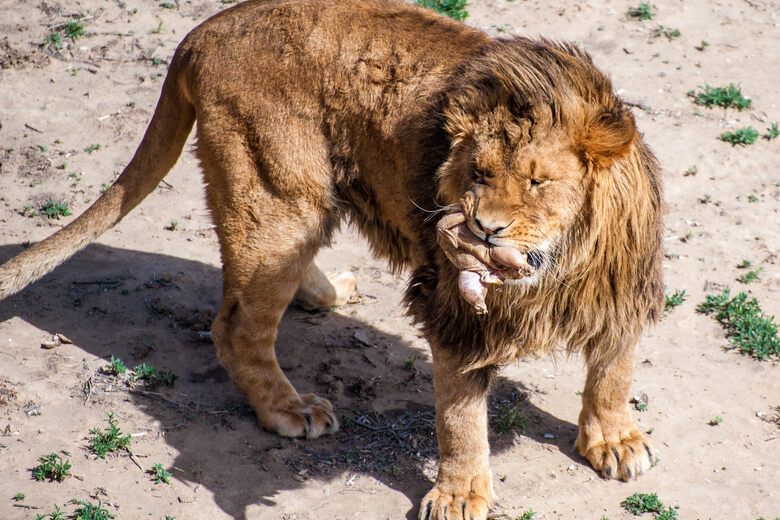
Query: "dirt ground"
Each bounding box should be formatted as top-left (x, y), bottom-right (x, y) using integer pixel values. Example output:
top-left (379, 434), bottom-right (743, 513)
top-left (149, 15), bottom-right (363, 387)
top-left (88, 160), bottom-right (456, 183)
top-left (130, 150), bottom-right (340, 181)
top-left (1, 0), bottom-right (779, 519)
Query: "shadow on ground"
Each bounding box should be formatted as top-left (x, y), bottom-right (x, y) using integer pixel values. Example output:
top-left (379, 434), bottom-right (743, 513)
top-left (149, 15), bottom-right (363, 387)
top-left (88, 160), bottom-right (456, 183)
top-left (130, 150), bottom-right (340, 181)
top-left (0, 243), bottom-right (582, 519)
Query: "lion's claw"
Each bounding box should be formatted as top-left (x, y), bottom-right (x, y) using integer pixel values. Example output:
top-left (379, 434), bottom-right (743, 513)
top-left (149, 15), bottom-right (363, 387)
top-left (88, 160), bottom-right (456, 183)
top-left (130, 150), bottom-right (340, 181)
top-left (262, 393), bottom-right (339, 439)
top-left (580, 434), bottom-right (654, 481)
top-left (419, 487), bottom-right (490, 520)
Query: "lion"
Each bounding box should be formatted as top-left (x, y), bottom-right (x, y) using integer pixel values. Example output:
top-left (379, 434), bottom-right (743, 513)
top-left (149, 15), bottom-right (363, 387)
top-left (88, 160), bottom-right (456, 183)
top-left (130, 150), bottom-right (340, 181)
top-left (0, 0), bottom-right (664, 518)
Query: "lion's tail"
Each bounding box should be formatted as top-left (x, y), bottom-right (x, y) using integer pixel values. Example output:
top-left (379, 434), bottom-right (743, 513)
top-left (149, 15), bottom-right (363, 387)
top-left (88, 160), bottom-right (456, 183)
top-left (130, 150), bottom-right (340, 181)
top-left (0, 57), bottom-right (195, 300)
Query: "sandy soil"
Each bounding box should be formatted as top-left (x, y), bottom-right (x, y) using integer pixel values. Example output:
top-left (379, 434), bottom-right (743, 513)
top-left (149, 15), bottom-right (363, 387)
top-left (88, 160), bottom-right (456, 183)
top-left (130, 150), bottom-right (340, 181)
top-left (1, 0), bottom-right (778, 519)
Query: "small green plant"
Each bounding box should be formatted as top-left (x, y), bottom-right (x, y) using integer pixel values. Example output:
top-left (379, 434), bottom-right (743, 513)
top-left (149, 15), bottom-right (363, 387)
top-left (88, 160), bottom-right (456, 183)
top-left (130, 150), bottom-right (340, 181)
top-left (720, 127), bottom-right (760, 146)
top-left (84, 143), bottom-right (102, 154)
top-left (655, 507), bottom-right (679, 520)
top-left (737, 259), bottom-right (753, 269)
top-left (35, 504), bottom-right (66, 520)
top-left (697, 290), bottom-right (780, 360)
top-left (737, 267), bottom-right (763, 284)
top-left (764, 122), bottom-right (779, 140)
top-left (43, 20), bottom-right (84, 50)
top-left (62, 20), bottom-right (85, 41)
top-left (627, 3), bottom-right (653, 20)
top-left (165, 220), bottom-right (179, 231)
top-left (72, 499), bottom-right (114, 520)
top-left (709, 415), bottom-right (723, 425)
top-left (88, 412), bottom-right (131, 458)
top-left (12, 492), bottom-right (25, 501)
top-left (663, 289), bottom-right (686, 314)
top-left (689, 84), bottom-right (751, 110)
top-left (22, 204), bottom-right (37, 217)
top-left (518, 509), bottom-right (537, 520)
top-left (653, 26), bottom-right (680, 40)
top-left (31, 453), bottom-right (72, 482)
top-left (102, 183), bottom-right (112, 193)
top-left (623, 492), bottom-right (663, 515)
top-left (132, 363), bottom-right (178, 389)
top-left (40, 199), bottom-right (71, 220)
top-left (151, 20), bottom-right (166, 34)
top-left (415, 0), bottom-right (468, 20)
top-left (684, 165), bottom-right (697, 176)
top-left (403, 354), bottom-right (418, 371)
top-left (493, 406), bottom-right (528, 434)
top-left (150, 463), bottom-right (172, 484)
top-left (104, 355), bottom-right (127, 376)
top-left (160, 2), bottom-right (176, 8)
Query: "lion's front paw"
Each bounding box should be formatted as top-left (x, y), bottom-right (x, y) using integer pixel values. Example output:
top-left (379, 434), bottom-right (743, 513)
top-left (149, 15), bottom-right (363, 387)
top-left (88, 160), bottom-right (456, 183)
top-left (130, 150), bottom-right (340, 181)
top-left (577, 429), bottom-right (654, 481)
top-left (258, 393), bottom-right (339, 439)
top-left (419, 486), bottom-right (490, 520)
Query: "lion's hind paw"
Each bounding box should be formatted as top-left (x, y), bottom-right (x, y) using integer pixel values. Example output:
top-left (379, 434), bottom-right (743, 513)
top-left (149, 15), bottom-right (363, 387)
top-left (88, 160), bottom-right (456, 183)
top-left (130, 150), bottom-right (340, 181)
top-left (263, 393), bottom-right (339, 439)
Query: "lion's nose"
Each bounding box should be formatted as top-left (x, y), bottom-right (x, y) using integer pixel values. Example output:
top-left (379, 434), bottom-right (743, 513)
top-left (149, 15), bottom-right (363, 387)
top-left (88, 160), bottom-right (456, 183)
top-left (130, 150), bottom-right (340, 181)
top-left (474, 218), bottom-right (508, 237)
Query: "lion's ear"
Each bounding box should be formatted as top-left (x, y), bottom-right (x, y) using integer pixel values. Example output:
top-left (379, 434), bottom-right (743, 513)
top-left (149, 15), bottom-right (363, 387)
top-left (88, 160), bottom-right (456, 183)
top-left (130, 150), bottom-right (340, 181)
top-left (578, 106), bottom-right (636, 168)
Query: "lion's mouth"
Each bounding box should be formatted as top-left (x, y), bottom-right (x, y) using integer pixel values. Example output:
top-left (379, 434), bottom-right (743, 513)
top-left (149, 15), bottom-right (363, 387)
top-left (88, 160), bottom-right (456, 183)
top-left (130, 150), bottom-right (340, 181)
top-left (527, 250), bottom-right (543, 269)
top-left (485, 246), bottom-right (544, 282)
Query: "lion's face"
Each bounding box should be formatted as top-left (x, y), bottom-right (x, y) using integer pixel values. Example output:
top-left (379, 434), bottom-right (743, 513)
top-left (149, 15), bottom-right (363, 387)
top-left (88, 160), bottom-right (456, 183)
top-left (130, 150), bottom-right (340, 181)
top-left (462, 130), bottom-right (587, 279)
top-left (438, 94), bottom-right (636, 283)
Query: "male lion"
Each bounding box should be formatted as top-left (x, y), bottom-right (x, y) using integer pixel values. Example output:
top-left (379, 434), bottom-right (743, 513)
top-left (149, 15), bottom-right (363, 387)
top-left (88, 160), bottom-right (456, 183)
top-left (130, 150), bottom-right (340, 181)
top-left (0, 0), bottom-right (663, 518)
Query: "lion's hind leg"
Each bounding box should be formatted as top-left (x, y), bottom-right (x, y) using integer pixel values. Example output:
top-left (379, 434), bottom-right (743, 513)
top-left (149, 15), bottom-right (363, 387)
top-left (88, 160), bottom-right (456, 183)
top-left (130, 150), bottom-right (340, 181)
top-left (576, 341), bottom-right (654, 480)
top-left (294, 262), bottom-right (357, 311)
top-left (200, 121), bottom-right (339, 439)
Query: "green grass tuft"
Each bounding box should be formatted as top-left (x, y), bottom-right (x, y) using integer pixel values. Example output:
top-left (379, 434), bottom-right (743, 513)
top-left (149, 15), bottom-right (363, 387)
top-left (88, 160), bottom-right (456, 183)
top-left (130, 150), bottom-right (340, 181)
top-left (88, 412), bottom-right (131, 458)
top-left (103, 355), bottom-right (127, 376)
top-left (663, 289), bottom-right (686, 314)
top-left (72, 499), bottom-right (114, 520)
top-left (627, 3), bottom-right (653, 20)
top-left (697, 289), bottom-right (780, 360)
top-left (31, 453), bottom-right (72, 482)
top-left (719, 127), bottom-right (759, 146)
top-left (43, 20), bottom-right (84, 50)
top-left (416, 0), bottom-right (468, 20)
top-left (132, 363), bottom-right (178, 389)
top-left (40, 199), bottom-right (71, 220)
top-left (689, 84), bottom-right (751, 111)
top-left (518, 509), bottom-right (537, 520)
top-left (150, 462), bottom-right (172, 484)
top-left (764, 122), bottom-right (779, 140)
top-left (35, 504), bottom-right (66, 520)
top-left (737, 267), bottom-right (763, 284)
top-left (493, 406), bottom-right (528, 434)
top-left (653, 25), bottom-right (680, 40)
top-left (623, 492), bottom-right (664, 515)
top-left (655, 507), bottom-right (679, 520)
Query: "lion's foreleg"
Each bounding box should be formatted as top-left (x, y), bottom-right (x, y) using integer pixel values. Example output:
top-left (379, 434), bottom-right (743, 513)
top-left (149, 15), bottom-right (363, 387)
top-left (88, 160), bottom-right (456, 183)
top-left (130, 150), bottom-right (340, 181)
top-left (575, 341), bottom-right (654, 480)
top-left (419, 345), bottom-right (494, 520)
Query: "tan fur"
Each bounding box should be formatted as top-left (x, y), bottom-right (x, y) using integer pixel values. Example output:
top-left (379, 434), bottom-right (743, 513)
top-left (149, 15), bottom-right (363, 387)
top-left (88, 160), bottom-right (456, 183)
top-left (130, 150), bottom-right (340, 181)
top-left (0, 1), bottom-right (663, 518)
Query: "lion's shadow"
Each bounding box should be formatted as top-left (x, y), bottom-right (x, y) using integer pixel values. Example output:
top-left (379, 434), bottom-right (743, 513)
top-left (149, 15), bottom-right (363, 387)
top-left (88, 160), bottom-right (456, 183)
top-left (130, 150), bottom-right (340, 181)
top-left (0, 243), bottom-right (581, 519)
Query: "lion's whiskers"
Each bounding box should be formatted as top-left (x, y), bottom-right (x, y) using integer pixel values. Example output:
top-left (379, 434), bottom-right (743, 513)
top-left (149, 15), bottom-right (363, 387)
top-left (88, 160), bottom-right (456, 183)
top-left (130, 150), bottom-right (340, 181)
top-left (410, 199), bottom-right (460, 222)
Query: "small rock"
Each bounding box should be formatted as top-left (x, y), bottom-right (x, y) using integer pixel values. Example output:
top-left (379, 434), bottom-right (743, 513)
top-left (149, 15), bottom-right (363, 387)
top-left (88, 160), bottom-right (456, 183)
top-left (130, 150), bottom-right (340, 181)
top-left (353, 330), bottom-right (372, 347)
top-left (40, 340), bottom-right (59, 349)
